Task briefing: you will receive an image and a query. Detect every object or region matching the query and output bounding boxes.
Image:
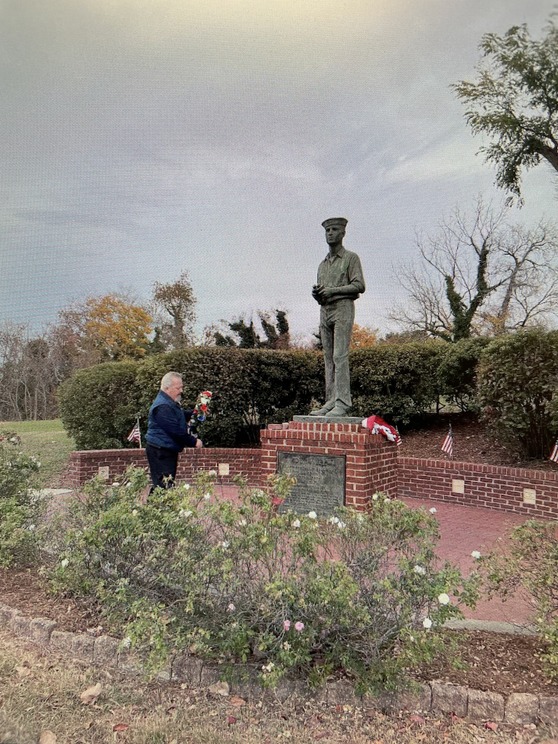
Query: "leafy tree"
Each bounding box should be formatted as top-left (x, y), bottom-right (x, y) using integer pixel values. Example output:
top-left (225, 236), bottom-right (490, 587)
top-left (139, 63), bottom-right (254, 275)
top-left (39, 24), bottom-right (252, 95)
top-left (453, 16), bottom-right (558, 201)
top-left (151, 271), bottom-right (197, 350)
top-left (391, 198), bottom-right (558, 341)
top-left (213, 310), bottom-right (290, 349)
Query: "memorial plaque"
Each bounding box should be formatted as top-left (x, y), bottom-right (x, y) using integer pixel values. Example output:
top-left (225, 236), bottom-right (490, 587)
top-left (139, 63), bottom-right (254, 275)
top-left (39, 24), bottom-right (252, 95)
top-left (277, 451), bottom-right (345, 516)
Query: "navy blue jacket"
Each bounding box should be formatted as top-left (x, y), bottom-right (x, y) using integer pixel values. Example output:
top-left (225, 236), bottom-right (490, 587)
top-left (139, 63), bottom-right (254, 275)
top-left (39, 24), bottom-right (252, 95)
top-left (145, 390), bottom-right (198, 452)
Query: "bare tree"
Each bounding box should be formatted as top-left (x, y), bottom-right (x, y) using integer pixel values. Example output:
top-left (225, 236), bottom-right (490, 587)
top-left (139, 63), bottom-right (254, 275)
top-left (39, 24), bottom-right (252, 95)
top-left (151, 271), bottom-right (197, 350)
top-left (391, 198), bottom-right (558, 341)
top-left (0, 322), bottom-right (60, 420)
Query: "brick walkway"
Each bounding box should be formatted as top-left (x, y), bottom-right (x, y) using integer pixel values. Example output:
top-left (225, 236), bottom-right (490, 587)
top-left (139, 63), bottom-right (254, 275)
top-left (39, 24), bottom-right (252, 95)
top-left (401, 497), bottom-right (533, 626)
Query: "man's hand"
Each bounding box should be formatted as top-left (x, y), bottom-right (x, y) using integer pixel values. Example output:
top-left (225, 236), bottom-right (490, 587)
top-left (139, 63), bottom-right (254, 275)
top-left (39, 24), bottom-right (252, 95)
top-left (195, 438), bottom-right (203, 448)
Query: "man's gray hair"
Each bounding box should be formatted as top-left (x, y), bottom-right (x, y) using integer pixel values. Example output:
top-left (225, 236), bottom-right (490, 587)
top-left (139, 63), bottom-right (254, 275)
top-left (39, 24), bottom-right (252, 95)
top-left (160, 371), bottom-right (182, 390)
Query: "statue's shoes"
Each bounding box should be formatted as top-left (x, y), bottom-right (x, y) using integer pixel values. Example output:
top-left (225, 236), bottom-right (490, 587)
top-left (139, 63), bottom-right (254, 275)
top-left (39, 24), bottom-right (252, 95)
top-left (309, 401), bottom-right (335, 416)
top-left (326, 405), bottom-right (350, 416)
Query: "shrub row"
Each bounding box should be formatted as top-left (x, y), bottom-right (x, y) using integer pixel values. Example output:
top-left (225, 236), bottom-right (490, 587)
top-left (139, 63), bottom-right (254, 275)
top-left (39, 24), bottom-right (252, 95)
top-left (46, 469), bottom-right (476, 692)
top-left (58, 330), bottom-right (558, 458)
top-left (57, 341), bottom-right (484, 449)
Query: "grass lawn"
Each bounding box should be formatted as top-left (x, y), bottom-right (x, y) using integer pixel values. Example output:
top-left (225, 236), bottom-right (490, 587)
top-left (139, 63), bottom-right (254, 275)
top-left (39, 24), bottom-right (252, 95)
top-left (0, 419), bottom-right (74, 488)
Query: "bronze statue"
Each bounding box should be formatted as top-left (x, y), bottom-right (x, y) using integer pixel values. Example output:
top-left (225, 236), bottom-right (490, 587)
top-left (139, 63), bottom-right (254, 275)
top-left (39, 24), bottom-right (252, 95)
top-left (311, 218), bottom-right (365, 416)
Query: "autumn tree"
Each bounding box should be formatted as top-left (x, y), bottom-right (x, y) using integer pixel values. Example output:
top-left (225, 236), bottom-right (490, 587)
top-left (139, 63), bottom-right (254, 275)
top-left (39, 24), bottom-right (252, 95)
top-left (453, 16), bottom-right (558, 201)
top-left (53, 293), bottom-right (153, 366)
top-left (350, 324), bottom-right (379, 349)
top-left (213, 310), bottom-right (290, 349)
top-left (151, 271), bottom-right (197, 350)
top-left (391, 198), bottom-right (558, 341)
top-left (85, 295), bottom-right (153, 360)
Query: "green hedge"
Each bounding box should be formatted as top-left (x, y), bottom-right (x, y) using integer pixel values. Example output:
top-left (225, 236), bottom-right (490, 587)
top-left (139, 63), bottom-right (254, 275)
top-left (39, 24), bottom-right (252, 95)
top-left (436, 337), bottom-right (490, 413)
top-left (350, 341), bottom-right (444, 423)
top-left (60, 349), bottom-right (324, 449)
top-left (56, 339), bottom-right (508, 450)
top-left (58, 362), bottom-right (143, 450)
top-left (135, 348), bottom-right (323, 446)
top-left (477, 329), bottom-right (558, 459)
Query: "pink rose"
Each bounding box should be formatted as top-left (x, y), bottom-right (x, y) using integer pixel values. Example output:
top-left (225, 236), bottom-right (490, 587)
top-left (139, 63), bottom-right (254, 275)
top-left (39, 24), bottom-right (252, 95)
top-left (294, 621), bottom-right (304, 632)
top-left (283, 620), bottom-right (291, 631)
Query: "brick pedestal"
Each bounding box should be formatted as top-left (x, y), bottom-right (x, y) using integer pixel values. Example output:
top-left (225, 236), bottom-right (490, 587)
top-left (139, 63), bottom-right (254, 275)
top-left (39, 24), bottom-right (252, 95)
top-left (260, 419), bottom-right (398, 510)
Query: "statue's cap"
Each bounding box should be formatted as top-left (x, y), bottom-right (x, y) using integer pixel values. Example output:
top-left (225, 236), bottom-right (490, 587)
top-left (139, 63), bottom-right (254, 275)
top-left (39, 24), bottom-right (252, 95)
top-left (322, 217), bottom-right (348, 229)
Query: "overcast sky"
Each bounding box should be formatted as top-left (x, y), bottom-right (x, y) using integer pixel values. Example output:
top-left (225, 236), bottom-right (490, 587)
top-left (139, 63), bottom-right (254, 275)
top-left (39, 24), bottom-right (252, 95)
top-left (1, 0), bottom-right (557, 343)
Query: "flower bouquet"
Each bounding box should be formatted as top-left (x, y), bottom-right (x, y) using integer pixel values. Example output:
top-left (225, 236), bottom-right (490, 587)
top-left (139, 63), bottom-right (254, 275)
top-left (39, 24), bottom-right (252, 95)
top-left (187, 390), bottom-right (212, 436)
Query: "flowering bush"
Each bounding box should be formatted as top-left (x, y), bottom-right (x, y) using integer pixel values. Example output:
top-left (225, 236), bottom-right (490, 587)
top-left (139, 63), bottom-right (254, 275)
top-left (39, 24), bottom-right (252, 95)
top-left (0, 432), bottom-right (42, 567)
top-left (47, 470), bottom-right (477, 693)
top-left (478, 519), bottom-right (558, 680)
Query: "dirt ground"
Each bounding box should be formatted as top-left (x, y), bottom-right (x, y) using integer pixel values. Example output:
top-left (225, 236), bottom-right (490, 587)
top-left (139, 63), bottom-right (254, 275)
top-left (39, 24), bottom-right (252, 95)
top-left (399, 413), bottom-right (557, 471)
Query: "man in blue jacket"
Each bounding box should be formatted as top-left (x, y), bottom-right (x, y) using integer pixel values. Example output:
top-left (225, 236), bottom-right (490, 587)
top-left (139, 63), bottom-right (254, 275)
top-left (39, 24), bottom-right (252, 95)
top-left (145, 371), bottom-right (203, 493)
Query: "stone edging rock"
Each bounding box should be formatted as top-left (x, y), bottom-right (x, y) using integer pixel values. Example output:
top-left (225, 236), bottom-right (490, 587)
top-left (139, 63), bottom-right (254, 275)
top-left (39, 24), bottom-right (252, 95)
top-left (1, 601), bottom-right (556, 725)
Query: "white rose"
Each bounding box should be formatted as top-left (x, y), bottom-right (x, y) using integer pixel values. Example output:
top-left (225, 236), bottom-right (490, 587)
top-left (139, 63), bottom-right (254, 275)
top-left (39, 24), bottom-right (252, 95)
top-left (307, 511), bottom-right (317, 520)
top-left (438, 593), bottom-right (451, 605)
top-left (471, 550), bottom-right (481, 560)
top-left (292, 519), bottom-right (301, 529)
top-left (422, 617), bottom-right (432, 629)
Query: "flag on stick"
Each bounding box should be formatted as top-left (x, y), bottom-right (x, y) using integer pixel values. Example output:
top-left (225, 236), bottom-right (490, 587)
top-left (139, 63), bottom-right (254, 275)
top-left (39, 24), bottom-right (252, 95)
top-left (550, 439), bottom-right (558, 463)
top-left (441, 424), bottom-right (453, 458)
top-left (127, 419), bottom-right (141, 447)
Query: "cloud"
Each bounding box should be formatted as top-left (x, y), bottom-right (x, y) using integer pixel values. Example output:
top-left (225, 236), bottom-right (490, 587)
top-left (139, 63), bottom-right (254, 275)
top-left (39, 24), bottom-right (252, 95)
top-left (384, 129), bottom-right (486, 185)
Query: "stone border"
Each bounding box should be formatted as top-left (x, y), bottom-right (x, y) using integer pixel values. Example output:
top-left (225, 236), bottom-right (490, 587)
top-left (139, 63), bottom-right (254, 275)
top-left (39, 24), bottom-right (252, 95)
top-left (1, 602), bottom-right (556, 725)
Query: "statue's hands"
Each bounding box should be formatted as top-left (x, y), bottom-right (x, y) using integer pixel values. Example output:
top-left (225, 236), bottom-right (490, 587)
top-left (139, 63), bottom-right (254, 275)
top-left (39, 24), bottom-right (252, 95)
top-left (313, 285), bottom-right (335, 304)
top-left (312, 284), bottom-right (325, 304)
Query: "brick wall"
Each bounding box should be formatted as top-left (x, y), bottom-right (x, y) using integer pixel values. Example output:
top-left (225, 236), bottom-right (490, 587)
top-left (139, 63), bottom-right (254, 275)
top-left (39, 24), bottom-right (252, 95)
top-left (261, 421), bottom-right (397, 509)
top-left (65, 435), bottom-right (558, 520)
top-left (65, 448), bottom-right (261, 488)
top-left (398, 456), bottom-right (558, 520)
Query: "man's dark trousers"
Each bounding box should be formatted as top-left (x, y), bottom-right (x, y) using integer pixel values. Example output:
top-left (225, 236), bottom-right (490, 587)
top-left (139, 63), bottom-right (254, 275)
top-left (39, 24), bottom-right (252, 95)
top-left (145, 443), bottom-right (178, 492)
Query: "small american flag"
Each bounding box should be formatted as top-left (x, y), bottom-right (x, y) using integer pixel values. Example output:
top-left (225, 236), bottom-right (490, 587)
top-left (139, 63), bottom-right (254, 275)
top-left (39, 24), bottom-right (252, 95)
top-left (441, 424), bottom-right (453, 458)
top-left (550, 439), bottom-right (558, 463)
top-left (127, 422), bottom-right (141, 446)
